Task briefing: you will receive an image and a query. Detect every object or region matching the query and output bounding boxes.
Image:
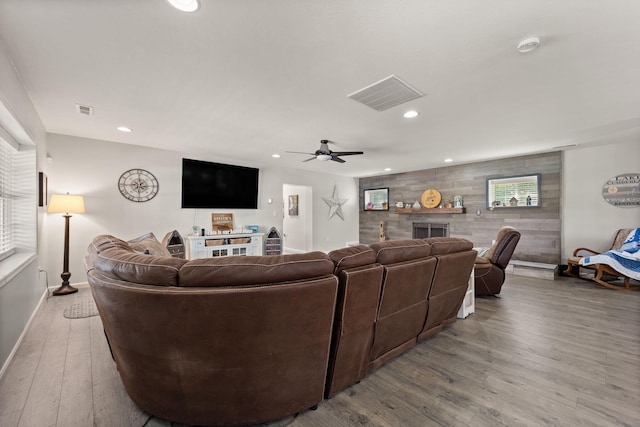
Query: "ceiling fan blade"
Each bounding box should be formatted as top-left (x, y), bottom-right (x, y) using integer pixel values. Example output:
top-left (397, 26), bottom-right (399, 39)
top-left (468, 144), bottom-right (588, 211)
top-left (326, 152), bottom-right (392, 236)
top-left (302, 156), bottom-right (317, 162)
top-left (330, 156), bottom-right (346, 163)
top-left (332, 151), bottom-right (364, 156)
top-left (286, 150), bottom-right (316, 155)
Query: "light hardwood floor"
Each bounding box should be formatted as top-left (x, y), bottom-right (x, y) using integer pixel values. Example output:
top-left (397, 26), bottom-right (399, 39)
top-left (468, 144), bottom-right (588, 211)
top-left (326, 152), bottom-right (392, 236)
top-left (1, 275), bottom-right (639, 427)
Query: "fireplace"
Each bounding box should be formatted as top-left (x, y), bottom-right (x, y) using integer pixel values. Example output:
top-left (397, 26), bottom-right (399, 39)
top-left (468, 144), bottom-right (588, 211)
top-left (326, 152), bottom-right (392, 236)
top-left (412, 222), bottom-right (449, 238)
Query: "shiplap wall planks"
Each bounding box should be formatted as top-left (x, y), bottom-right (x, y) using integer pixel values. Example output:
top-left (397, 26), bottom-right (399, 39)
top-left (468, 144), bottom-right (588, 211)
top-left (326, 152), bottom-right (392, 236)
top-left (359, 152), bottom-right (561, 264)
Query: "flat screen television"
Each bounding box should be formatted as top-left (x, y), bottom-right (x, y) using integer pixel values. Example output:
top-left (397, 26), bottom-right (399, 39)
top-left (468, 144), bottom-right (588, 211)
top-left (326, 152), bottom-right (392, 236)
top-left (181, 158), bottom-right (259, 209)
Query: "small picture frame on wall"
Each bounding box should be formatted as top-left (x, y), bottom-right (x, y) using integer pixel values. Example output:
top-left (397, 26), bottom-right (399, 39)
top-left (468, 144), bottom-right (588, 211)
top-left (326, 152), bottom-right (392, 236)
top-left (288, 195), bottom-right (299, 216)
top-left (38, 172), bottom-right (48, 207)
top-left (364, 187), bottom-right (389, 211)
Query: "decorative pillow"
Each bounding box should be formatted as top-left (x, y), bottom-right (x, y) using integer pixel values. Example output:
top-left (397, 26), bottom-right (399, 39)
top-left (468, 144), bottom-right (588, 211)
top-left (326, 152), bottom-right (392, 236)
top-left (475, 247), bottom-right (490, 258)
top-left (127, 232), bottom-right (171, 257)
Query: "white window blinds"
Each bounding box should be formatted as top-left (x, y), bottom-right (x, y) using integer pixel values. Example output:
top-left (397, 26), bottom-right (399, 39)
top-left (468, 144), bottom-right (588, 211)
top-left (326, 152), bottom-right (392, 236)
top-left (0, 136), bottom-right (15, 260)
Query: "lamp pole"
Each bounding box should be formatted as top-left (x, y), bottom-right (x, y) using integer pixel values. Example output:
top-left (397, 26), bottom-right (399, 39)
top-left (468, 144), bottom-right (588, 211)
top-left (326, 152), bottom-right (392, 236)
top-left (53, 213), bottom-right (77, 295)
top-left (47, 193), bottom-right (85, 296)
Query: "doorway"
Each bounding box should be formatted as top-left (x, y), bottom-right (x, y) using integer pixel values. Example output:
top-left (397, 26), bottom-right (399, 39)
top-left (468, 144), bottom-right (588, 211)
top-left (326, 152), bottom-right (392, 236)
top-left (282, 184), bottom-right (313, 253)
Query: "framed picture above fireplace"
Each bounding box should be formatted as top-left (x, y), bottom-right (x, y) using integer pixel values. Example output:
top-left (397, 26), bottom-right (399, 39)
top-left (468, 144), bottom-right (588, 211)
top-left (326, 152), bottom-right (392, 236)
top-left (487, 173), bottom-right (541, 208)
top-left (364, 187), bottom-right (389, 211)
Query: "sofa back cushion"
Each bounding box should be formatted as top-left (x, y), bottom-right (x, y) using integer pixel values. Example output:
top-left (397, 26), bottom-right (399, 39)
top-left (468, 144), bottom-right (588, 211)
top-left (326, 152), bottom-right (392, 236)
top-left (424, 237), bottom-right (474, 255)
top-left (88, 235), bottom-right (187, 287)
top-left (178, 252), bottom-right (334, 287)
top-left (328, 245), bottom-right (376, 275)
top-left (369, 239), bottom-right (431, 265)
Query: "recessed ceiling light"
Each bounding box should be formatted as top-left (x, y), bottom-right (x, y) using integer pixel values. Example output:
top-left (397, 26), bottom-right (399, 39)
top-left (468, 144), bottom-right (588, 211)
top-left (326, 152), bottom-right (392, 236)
top-left (117, 126), bottom-right (132, 132)
top-left (167, 0), bottom-right (199, 12)
top-left (517, 37), bottom-right (541, 53)
top-left (403, 110), bottom-right (419, 119)
top-left (384, 168), bottom-right (392, 171)
top-left (444, 158), bottom-right (453, 163)
top-left (271, 154), bottom-right (281, 158)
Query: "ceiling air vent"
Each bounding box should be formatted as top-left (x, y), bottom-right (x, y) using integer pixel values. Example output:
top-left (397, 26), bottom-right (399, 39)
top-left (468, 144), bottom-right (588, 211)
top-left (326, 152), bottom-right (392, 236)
top-left (347, 75), bottom-right (424, 111)
top-left (76, 104), bottom-right (93, 116)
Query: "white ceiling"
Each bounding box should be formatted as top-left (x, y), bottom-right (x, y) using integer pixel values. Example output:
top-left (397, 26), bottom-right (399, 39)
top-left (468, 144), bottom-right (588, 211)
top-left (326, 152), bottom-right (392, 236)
top-left (1, 0), bottom-right (639, 177)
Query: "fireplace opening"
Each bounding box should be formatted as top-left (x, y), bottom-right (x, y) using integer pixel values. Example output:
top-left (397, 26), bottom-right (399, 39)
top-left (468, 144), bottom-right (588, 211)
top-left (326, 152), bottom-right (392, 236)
top-left (412, 222), bottom-right (449, 239)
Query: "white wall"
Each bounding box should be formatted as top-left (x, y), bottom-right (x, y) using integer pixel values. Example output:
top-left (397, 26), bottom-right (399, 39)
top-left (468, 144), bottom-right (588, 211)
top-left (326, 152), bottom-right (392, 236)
top-left (562, 139), bottom-right (640, 259)
top-left (0, 39), bottom-right (48, 372)
top-left (44, 133), bottom-right (359, 284)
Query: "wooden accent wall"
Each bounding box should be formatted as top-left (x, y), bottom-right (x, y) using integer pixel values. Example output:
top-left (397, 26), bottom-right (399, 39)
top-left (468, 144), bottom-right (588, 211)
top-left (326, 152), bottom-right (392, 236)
top-left (359, 152), bottom-right (561, 264)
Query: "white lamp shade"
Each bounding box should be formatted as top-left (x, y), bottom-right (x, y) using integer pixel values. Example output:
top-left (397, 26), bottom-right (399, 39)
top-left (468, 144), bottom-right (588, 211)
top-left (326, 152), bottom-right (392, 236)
top-left (316, 154), bottom-right (332, 161)
top-left (47, 194), bottom-right (85, 214)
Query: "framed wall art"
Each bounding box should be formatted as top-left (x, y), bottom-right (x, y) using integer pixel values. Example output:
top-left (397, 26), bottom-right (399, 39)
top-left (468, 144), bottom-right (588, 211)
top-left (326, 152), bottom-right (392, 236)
top-left (288, 194), bottom-right (299, 216)
top-left (364, 188), bottom-right (389, 211)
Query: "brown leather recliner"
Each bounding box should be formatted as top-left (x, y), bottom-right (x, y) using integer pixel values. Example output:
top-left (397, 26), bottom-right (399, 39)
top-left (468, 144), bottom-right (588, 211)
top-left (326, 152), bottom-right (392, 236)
top-left (367, 240), bottom-right (437, 371)
top-left (325, 245), bottom-right (383, 398)
top-left (419, 238), bottom-right (477, 340)
top-left (474, 226), bottom-right (521, 296)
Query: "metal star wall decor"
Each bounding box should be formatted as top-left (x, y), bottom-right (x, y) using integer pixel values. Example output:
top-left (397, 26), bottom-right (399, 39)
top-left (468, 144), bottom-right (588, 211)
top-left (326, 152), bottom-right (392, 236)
top-left (322, 185), bottom-right (348, 220)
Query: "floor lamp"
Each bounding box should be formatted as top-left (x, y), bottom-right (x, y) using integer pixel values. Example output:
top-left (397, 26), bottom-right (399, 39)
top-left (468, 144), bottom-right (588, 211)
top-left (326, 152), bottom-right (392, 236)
top-left (48, 193), bottom-right (85, 296)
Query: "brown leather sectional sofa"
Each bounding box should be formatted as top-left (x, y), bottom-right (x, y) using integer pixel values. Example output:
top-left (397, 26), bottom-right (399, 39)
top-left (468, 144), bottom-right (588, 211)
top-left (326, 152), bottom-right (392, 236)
top-left (86, 234), bottom-right (476, 426)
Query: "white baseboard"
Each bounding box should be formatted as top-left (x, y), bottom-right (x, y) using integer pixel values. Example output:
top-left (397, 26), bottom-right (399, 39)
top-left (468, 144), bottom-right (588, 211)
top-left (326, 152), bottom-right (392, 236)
top-left (0, 288), bottom-right (48, 380)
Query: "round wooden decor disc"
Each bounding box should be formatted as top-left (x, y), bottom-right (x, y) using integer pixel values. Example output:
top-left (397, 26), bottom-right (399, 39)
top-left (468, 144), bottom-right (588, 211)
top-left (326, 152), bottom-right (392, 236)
top-left (421, 189), bottom-right (442, 208)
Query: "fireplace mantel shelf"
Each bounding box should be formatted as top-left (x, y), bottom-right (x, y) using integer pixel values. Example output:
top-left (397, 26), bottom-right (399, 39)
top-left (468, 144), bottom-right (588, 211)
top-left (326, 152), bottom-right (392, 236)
top-left (395, 207), bottom-right (466, 214)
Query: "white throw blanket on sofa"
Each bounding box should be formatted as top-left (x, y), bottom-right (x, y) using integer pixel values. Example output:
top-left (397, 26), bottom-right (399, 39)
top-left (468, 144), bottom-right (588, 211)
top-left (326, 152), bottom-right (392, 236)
top-left (579, 228), bottom-right (640, 280)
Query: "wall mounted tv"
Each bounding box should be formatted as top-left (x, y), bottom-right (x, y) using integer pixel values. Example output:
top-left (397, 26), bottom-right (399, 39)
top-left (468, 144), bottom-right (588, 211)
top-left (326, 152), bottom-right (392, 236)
top-left (181, 158), bottom-right (259, 209)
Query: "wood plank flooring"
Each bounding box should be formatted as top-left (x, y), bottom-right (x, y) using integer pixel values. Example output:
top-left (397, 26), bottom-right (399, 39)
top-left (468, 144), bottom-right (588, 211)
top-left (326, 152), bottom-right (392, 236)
top-left (0, 275), bottom-right (638, 427)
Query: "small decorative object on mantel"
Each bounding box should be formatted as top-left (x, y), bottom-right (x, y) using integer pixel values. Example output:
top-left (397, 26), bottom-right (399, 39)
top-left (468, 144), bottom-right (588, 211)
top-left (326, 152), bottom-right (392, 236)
top-left (412, 200), bottom-right (422, 209)
top-left (509, 197), bottom-right (518, 207)
top-left (454, 195), bottom-right (463, 208)
top-left (602, 173), bottom-right (640, 208)
top-left (395, 201), bottom-right (404, 208)
top-left (420, 188), bottom-right (441, 208)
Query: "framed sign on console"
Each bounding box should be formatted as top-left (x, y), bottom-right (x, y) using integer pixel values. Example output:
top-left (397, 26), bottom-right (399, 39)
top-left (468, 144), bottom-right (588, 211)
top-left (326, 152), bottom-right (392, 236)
top-left (364, 188), bottom-right (389, 211)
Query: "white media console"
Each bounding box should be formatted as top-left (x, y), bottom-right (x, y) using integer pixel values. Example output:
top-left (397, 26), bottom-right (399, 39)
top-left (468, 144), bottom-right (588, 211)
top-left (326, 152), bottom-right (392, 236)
top-left (185, 233), bottom-right (264, 259)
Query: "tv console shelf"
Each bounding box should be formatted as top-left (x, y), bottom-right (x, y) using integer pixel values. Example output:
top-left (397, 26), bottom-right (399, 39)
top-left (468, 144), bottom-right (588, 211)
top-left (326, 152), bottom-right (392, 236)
top-left (185, 233), bottom-right (264, 259)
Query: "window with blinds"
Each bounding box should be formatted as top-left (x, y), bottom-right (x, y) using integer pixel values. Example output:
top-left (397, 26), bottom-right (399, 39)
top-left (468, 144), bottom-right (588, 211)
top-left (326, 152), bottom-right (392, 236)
top-left (487, 174), bottom-right (541, 208)
top-left (0, 136), bottom-right (15, 260)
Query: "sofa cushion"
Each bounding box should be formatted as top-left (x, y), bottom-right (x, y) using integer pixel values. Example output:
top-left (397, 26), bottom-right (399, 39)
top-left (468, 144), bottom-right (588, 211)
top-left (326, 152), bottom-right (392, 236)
top-left (328, 245), bottom-right (376, 274)
top-left (127, 232), bottom-right (172, 257)
top-left (424, 237), bottom-right (474, 255)
top-left (88, 235), bottom-right (187, 287)
top-left (369, 240), bottom-right (431, 265)
top-left (178, 252), bottom-right (335, 287)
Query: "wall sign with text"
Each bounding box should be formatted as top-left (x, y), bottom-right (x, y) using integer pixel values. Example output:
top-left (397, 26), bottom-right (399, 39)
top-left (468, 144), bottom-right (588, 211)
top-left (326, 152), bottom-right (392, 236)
top-left (602, 173), bottom-right (640, 208)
